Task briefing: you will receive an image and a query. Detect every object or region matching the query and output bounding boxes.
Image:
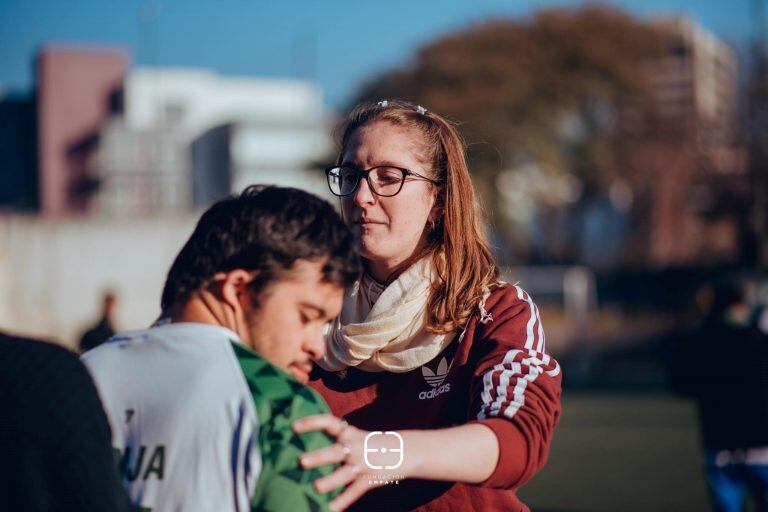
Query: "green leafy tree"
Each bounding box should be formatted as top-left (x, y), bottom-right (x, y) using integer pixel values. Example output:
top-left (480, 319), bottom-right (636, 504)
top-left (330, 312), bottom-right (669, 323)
top-left (352, 5), bottom-right (666, 262)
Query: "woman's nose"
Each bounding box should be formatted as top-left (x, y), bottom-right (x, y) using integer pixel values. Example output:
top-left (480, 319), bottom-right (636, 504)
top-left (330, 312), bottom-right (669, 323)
top-left (353, 175), bottom-right (376, 206)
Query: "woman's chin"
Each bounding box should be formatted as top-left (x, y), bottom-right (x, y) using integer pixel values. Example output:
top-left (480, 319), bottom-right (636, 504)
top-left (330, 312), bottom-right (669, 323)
top-left (357, 240), bottom-right (381, 261)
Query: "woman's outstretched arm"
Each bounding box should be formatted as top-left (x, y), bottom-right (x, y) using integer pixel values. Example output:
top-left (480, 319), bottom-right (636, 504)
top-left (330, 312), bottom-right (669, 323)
top-left (292, 416), bottom-right (500, 511)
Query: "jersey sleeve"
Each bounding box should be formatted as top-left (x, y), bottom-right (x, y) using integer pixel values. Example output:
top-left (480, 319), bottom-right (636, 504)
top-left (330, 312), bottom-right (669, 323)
top-left (467, 286), bottom-right (562, 490)
top-left (250, 379), bottom-right (342, 512)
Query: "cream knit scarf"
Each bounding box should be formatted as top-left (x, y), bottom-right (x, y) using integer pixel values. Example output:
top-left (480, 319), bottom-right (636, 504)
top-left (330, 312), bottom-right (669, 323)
top-left (317, 257), bottom-right (452, 373)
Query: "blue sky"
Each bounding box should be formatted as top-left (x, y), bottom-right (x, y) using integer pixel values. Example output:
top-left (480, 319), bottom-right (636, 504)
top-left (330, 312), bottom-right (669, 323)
top-left (0, 0), bottom-right (757, 108)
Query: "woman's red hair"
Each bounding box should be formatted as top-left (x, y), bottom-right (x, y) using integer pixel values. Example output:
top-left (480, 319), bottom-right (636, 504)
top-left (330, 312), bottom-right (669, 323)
top-left (337, 99), bottom-right (499, 334)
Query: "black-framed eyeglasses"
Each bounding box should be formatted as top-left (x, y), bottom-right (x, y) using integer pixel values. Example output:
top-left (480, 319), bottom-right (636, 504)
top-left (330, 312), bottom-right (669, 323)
top-left (325, 165), bottom-right (441, 197)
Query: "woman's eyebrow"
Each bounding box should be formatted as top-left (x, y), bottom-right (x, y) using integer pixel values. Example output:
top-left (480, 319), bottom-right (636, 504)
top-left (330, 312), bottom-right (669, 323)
top-left (374, 160), bottom-right (407, 168)
top-left (340, 160), bottom-right (407, 169)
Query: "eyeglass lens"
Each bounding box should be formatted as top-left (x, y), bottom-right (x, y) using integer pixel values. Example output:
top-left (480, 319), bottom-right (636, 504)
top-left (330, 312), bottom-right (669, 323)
top-left (328, 167), bottom-right (404, 196)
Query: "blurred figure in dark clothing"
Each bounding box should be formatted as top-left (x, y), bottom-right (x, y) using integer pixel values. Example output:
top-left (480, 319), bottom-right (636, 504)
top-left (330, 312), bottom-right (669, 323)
top-left (670, 280), bottom-right (768, 512)
top-left (79, 290), bottom-right (117, 353)
top-left (0, 331), bottom-right (132, 512)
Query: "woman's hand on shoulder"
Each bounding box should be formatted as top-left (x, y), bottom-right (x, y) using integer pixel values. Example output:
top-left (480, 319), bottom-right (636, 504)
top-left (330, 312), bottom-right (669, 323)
top-left (292, 414), bottom-right (392, 512)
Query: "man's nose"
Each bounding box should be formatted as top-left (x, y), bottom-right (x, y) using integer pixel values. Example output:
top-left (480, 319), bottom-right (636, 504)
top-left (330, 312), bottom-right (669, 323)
top-left (305, 332), bottom-right (325, 360)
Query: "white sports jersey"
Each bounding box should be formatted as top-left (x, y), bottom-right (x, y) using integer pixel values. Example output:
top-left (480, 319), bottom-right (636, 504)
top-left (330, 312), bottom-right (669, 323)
top-left (82, 323), bottom-right (260, 512)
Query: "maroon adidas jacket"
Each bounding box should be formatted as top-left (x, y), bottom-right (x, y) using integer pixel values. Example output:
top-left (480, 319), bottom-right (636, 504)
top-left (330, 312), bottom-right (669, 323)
top-left (309, 285), bottom-right (562, 512)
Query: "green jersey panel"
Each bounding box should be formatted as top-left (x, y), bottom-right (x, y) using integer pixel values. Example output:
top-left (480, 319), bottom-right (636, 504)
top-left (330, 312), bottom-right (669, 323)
top-left (231, 342), bottom-right (341, 512)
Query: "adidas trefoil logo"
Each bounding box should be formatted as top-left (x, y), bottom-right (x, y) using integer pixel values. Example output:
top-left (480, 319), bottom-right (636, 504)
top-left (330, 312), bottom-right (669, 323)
top-left (422, 357), bottom-right (449, 387)
top-left (419, 357), bottom-right (452, 400)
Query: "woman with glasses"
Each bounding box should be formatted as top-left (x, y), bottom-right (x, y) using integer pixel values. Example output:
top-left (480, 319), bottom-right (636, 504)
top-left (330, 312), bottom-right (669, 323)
top-left (293, 100), bottom-right (562, 512)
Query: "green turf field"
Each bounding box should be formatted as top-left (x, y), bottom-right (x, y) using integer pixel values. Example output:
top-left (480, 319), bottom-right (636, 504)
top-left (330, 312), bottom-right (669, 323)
top-left (518, 393), bottom-right (711, 512)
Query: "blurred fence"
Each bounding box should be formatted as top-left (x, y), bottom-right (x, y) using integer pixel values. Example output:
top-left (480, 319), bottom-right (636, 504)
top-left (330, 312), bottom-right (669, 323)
top-left (1, 213), bottom-right (756, 368)
top-left (507, 264), bottom-right (763, 390)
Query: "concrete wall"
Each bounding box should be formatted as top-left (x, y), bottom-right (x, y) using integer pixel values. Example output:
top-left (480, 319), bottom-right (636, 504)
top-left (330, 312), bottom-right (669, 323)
top-left (0, 214), bottom-right (197, 349)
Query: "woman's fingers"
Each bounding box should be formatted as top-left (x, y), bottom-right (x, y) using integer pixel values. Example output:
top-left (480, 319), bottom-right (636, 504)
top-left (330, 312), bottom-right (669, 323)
top-left (329, 478), bottom-right (372, 512)
top-left (292, 413), bottom-right (347, 437)
top-left (300, 442), bottom-right (349, 469)
top-left (292, 413), bottom-right (377, 509)
top-left (312, 462), bottom-right (361, 494)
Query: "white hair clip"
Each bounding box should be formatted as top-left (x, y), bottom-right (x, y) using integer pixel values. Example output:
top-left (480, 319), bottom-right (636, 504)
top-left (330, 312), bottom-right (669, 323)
top-left (415, 105), bottom-right (428, 115)
top-left (377, 100), bottom-right (389, 107)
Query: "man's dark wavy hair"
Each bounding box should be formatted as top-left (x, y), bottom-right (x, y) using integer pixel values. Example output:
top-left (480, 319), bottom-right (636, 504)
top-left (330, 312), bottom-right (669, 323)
top-left (160, 185), bottom-right (360, 311)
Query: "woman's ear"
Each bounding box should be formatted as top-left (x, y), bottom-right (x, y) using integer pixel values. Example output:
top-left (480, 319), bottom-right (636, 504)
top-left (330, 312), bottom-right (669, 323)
top-left (428, 187), bottom-right (445, 223)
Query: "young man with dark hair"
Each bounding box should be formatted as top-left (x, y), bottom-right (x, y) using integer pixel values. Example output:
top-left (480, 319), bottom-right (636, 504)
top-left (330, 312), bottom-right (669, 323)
top-left (83, 185), bottom-right (360, 512)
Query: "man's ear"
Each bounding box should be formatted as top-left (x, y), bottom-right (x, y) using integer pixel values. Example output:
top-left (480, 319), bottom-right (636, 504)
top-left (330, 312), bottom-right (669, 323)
top-left (218, 269), bottom-right (257, 313)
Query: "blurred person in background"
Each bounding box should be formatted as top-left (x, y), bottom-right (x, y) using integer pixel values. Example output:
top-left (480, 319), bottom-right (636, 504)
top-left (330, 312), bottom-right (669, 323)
top-left (294, 100), bottom-right (562, 512)
top-left (0, 331), bottom-right (132, 511)
top-left (78, 290), bottom-right (117, 353)
top-left (670, 279), bottom-right (768, 512)
top-left (82, 186), bottom-right (361, 512)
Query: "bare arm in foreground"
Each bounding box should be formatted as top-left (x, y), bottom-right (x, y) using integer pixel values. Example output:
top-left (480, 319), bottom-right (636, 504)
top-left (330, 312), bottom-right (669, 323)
top-left (293, 414), bottom-right (499, 511)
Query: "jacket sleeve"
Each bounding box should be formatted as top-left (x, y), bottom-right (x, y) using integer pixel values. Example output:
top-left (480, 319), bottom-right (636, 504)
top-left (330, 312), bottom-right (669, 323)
top-left (467, 286), bottom-right (562, 489)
